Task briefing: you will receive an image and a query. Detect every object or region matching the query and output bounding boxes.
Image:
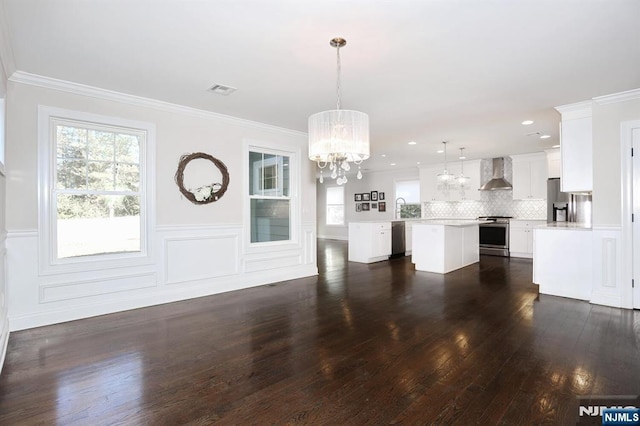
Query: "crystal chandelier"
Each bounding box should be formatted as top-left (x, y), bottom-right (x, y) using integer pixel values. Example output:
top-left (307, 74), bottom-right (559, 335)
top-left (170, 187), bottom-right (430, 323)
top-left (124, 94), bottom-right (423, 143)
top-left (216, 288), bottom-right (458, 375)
top-left (308, 37), bottom-right (370, 185)
top-left (436, 141), bottom-right (454, 194)
top-left (456, 147), bottom-right (470, 196)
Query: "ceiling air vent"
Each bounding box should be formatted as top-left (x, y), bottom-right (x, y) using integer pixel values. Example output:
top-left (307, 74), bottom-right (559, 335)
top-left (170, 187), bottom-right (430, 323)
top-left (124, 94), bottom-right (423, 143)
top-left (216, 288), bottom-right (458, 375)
top-left (208, 84), bottom-right (237, 96)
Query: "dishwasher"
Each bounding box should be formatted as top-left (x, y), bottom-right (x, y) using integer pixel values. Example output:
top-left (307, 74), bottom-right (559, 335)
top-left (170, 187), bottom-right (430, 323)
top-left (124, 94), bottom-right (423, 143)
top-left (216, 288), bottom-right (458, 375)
top-left (390, 221), bottom-right (406, 258)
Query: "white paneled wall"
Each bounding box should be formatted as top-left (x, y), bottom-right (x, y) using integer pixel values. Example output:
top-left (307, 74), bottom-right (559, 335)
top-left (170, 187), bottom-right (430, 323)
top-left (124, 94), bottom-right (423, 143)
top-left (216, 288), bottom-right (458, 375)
top-left (591, 226), bottom-right (625, 308)
top-left (7, 222), bottom-right (317, 331)
top-left (4, 77), bottom-right (318, 332)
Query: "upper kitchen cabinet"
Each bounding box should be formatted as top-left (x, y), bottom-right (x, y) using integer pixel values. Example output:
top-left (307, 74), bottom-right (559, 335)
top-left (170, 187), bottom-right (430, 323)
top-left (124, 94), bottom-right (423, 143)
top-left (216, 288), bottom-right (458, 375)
top-left (511, 153), bottom-right (547, 200)
top-left (419, 159), bottom-right (482, 202)
top-left (545, 148), bottom-right (561, 179)
top-left (420, 165), bottom-right (448, 202)
top-left (555, 101), bottom-right (593, 192)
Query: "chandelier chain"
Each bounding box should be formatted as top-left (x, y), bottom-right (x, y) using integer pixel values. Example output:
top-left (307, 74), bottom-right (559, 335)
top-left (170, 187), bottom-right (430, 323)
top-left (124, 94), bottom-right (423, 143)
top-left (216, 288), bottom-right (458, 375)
top-left (336, 44), bottom-right (341, 110)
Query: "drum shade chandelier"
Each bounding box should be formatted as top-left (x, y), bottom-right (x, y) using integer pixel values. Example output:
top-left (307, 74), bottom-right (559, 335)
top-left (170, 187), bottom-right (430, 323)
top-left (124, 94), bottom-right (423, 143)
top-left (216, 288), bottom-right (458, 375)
top-left (308, 37), bottom-right (370, 185)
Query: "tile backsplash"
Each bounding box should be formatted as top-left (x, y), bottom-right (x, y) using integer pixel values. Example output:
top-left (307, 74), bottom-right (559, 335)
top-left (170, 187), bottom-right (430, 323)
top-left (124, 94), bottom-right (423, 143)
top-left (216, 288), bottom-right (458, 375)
top-left (422, 157), bottom-right (547, 220)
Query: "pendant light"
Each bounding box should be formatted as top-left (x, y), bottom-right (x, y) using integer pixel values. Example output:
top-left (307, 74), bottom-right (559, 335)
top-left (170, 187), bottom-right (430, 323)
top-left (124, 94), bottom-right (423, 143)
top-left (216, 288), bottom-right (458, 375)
top-left (456, 147), bottom-right (470, 195)
top-left (436, 141), bottom-right (454, 193)
top-left (308, 37), bottom-right (370, 185)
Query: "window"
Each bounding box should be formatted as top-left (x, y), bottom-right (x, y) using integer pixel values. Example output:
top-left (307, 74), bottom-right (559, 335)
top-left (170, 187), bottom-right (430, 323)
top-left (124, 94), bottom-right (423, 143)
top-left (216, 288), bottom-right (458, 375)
top-left (249, 150), bottom-right (291, 243)
top-left (326, 186), bottom-right (344, 225)
top-left (38, 106), bottom-right (155, 272)
top-left (395, 180), bottom-right (422, 218)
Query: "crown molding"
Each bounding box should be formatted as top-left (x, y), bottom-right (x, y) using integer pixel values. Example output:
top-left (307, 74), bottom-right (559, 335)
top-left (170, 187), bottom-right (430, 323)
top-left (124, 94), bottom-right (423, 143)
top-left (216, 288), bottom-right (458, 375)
top-left (593, 88), bottom-right (640, 106)
top-left (8, 71), bottom-right (308, 138)
top-left (554, 100), bottom-right (593, 118)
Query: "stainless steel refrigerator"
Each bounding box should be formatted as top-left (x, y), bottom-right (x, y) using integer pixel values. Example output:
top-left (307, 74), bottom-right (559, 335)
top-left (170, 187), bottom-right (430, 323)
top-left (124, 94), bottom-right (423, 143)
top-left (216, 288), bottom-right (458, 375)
top-left (547, 178), bottom-right (592, 224)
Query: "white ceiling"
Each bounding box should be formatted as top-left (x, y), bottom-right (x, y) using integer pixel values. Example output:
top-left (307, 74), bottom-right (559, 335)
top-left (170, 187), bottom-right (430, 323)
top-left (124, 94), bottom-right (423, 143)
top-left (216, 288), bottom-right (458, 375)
top-left (1, 0), bottom-right (639, 172)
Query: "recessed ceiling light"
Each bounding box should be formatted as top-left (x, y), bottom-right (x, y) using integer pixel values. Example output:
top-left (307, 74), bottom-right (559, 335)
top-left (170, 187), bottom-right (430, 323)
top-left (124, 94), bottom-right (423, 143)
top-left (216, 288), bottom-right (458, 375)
top-left (390, 163), bottom-right (396, 166)
top-left (381, 154), bottom-right (387, 157)
top-left (522, 120), bottom-right (534, 125)
top-left (437, 149), bottom-right (444, 154)
top-left (459, 156), bottom-right (467, 160)
top-left (552, 144), bottom-right (560, 148)
top-left (540, 134), bottom-right (551, 139)
top-left (408, 141), bottom-right (417, 145)
top-left (416, 161), bottom-right (421, 165)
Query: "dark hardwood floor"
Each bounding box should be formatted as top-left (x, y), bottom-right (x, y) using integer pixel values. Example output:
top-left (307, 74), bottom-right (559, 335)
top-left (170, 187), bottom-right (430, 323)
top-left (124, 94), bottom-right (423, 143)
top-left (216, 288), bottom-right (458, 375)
top-left (0, 240), bottom-right (639, 424)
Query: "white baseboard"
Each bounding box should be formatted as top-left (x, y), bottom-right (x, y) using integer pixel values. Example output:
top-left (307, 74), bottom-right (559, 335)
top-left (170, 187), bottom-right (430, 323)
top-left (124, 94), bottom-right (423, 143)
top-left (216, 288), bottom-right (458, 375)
top-left (0, 314), bottom-right (9, 374)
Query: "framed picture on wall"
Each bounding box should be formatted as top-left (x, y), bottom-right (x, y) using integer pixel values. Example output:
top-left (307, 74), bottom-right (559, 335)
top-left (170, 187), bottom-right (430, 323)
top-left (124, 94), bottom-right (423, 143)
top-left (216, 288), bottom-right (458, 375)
top-left (355, 193), bottom-right (362, 201)
top-left (356, 203), bottom-right (362, 212)
top-left (362, 202), bottom-right (370, 211)
top-left (379, 192), bottom-right (385, 200)
top-left (362, 193), bottom-right (370, 201)
top-left (371, 191), bottom-right (378, 201)
top-left (379, 202), bottom-right (386, 212)
top-left (372, 203), bottom-right (378, 209)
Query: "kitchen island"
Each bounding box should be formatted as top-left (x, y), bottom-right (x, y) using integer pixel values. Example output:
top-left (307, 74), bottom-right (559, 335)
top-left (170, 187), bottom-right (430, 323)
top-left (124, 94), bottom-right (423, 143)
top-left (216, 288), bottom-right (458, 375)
top-left (412, 220), bottom-right (482, 274)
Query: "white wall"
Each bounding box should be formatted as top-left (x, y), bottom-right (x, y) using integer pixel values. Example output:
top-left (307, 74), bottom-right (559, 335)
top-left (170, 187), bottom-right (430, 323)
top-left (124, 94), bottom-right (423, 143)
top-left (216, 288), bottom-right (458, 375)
top-left (592, 97), bottom-right (640, 226)
top-left (0, 29), bottom-right (10, 371)
top-left (5, 76), bottom-right (317, 331)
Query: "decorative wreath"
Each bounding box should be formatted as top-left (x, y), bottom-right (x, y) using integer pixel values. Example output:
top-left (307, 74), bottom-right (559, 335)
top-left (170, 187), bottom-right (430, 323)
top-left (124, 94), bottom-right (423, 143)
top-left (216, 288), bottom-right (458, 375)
top-left (174, 152), bottom-right (230, 205)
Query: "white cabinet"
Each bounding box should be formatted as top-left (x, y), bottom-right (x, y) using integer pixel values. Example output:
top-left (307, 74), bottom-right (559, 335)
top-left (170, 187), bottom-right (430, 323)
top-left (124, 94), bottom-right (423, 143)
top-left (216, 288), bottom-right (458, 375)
top-left (545, 148), bottom-right (561, 178)
top-left (555, 102), bottom-right (593, 192)
top-left (533, 227), bottom-right (593, 300)
top-left (451, 159), bottom-right (482, 201)
top-left (348, 222), bottom-right (391, 263)
top-left (419, 159), bottom-right (482, 202)
top-left (412, 222), bottom-right (479, 273)
top-left (511, 153), bottom-right (547, 200)
top-left (510, 220), bottom-right (546, 258)
top-left (405, 221), bottom-right (413, 254)
top-left (419, 166), bottom-right (446, 202)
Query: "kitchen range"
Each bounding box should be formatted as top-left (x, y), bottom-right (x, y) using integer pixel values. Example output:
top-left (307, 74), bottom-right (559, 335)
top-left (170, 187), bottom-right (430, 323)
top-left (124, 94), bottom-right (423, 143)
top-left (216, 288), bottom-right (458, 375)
top-left (478, 216), bottom-right (512, 257)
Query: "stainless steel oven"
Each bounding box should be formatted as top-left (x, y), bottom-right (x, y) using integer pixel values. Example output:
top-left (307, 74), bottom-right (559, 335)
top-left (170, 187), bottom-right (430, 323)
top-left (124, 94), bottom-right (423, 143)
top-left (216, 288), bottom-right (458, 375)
top-left (478, 216), bottom-right (511, 257)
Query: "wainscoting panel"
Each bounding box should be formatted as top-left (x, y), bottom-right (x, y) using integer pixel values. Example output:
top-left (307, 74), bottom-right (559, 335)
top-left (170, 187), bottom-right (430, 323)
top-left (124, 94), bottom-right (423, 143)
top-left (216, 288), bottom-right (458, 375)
top-left (40, 272), bottom-right (158, 303)
top-left (244, 250), bottom-right (302, 273)
top-left (7, 223), bottom-right (317, 331)
top-left (0, 246), bottom-right (8, 374)
top-left (591, 227), bottom-right (625, 308)
top-left (165, 235), bottom-right (239, 285)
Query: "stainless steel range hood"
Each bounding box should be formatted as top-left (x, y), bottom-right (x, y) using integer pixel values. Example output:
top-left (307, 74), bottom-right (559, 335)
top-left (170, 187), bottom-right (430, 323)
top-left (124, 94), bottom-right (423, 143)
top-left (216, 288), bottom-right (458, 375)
top-left (479, 158), bottom-right (512, 191)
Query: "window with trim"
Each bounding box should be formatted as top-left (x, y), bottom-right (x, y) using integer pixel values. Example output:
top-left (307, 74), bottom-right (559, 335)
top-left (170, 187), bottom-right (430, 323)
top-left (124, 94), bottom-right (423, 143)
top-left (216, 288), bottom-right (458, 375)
top-left (395, 180), bottom-right (422, 218)
top-left (326, 186), bottom-right (344, 225)
top-left (39, 106), bottom-right (154, 270)
top-left (249, 150), bottom-right (291, 243)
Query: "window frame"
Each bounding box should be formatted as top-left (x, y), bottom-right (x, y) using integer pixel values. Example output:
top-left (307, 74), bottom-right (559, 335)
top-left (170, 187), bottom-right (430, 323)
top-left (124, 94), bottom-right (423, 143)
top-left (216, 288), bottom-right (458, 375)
top-left (394, 178), bottom-right (422, 218)
top-left (245, 141), bottom-right (299, 248)
top-left (325, 185), bottom-right (345, 226)
top-left (37, 106), bottom-right (156, 275)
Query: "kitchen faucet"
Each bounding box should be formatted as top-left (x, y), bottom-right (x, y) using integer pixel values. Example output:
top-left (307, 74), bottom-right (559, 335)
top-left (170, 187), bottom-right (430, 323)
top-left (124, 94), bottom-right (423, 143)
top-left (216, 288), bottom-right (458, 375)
top-left (395, 197), bottom-right (406, 219)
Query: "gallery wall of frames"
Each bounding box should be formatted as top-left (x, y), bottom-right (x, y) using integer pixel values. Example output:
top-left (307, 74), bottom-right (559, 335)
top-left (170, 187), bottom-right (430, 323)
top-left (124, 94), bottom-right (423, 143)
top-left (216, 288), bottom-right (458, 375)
top-left (354, 191), bottom-right (386, 212)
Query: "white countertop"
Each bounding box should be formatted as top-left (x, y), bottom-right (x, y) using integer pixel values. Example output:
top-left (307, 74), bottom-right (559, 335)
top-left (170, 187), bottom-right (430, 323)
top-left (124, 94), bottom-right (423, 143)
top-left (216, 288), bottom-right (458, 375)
top-left (413, 219), bottom-right (486, 227)
top-left (535, 222), bottom-right (592, 230)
